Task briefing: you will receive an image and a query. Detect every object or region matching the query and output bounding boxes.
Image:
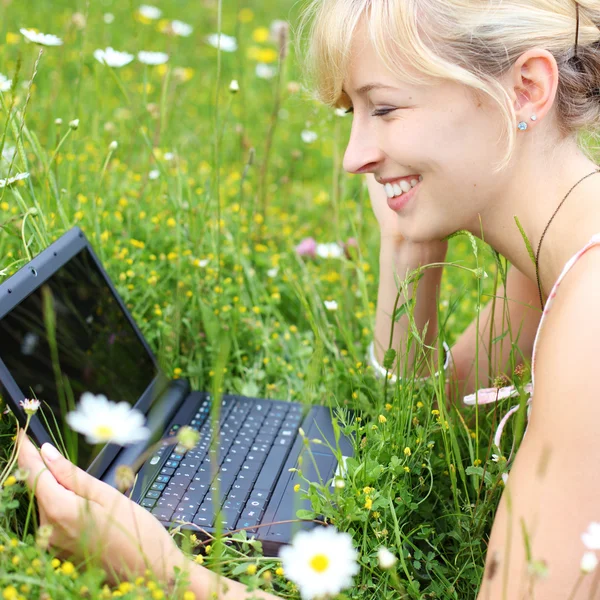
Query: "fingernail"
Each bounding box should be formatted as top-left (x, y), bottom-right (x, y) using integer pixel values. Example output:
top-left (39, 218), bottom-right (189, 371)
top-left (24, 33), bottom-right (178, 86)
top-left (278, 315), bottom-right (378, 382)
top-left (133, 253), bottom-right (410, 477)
top-left (41, 443), bottom-right (60, 462)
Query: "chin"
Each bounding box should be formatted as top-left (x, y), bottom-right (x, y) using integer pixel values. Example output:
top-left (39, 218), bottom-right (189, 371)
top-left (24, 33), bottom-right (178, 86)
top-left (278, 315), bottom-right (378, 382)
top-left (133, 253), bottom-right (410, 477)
top-left (399, 220), bottom-right (451, 244)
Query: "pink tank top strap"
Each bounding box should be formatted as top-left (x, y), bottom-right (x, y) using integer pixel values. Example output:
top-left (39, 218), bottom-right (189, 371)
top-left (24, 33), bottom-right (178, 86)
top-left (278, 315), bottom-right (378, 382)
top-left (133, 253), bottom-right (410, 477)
top-left (531, 232), bottom-right (600, 387)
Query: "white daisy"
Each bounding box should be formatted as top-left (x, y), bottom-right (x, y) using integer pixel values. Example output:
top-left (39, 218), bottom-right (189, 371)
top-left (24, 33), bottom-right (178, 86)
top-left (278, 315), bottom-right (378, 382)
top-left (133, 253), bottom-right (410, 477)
top-left (66, 392), bottom-right (151, 445)
top-left (255, 63), bottom-right (276, 79)
top-left (0, 74), bottom-right (12, 93)
top-left (279, 527), bottom-right (359, 600)
top-left (316, 242), bottom-right (343, 259)
top-left (206, 33), bottom-right (237, 52)
top-left (137, 51), bottom-right (169, 65)
top-left (94, 47), bottom-right (135, 68)
top-left (138, 4), bottom-right (162, 20)
top-left (19, 398), bottom-right (41, 416)
top-left (301, 130), bottom-right (318, 144)
top-left (103, 13), bottom-right (115, 24)
top-left (583, 523), bottom-right (600, 550)
top-left (149, 169), bottom-right (160, 180)
top-left (194, 258), bottom-right (209, 268)
top-left (324, 300), bottom-right (338, 311)
top-left (20, 28), bottom-right (63, 47)
top-left (171, 20), bottom-right (193, 37)
top-left (0, 172), bottom-right (29, 188)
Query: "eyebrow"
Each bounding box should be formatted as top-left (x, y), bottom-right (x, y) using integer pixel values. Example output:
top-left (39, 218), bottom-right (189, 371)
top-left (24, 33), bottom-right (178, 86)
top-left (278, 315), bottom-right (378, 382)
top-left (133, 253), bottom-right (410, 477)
top-left (342, 83), bottom-right (398, 96)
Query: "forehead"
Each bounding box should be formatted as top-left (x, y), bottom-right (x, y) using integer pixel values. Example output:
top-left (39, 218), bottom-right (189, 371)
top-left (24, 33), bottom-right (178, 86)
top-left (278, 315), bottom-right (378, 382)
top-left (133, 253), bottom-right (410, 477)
top-left (343, 20), bottom-right (395, 91)
top-left (343, 18), bottom-right (433, 97)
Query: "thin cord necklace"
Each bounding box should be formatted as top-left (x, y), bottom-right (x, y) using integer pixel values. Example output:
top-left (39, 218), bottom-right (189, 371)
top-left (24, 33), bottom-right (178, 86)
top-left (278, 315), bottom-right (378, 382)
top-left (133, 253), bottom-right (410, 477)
top-left (535, 168), bottom-right (600, 310)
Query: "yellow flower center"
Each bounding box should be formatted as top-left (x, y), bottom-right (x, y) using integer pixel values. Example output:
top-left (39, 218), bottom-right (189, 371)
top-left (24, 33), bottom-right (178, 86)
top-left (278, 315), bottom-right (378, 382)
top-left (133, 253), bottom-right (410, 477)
top-left (309, 554), bottom-right (329, 573)
top-left (94, 424), bottom-right (114, 439)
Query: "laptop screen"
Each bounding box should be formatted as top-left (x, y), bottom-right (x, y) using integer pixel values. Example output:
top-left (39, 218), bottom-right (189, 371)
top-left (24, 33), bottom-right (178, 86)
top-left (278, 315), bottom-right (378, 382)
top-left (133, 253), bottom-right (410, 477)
top-left (0, 247), bottom-right (159, 469)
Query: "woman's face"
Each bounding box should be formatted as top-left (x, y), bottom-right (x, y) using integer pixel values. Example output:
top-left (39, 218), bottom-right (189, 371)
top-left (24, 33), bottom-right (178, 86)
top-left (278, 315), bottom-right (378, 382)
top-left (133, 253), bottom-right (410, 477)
top-left (342, 23), bottom-right (513, 242)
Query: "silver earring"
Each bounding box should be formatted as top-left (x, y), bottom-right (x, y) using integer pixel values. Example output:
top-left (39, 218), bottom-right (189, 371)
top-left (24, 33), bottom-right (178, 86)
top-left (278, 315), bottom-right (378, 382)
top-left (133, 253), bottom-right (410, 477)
top-left (518, 121), bottom-right (528, 131)
top-left (531, 115), bottom-right (538, 122)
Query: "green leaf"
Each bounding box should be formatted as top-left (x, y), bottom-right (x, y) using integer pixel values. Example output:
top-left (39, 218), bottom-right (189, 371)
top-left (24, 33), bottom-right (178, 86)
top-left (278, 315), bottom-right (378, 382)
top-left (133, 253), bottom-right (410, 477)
top-left (296, 509), bottom-right (316, 520)
top-left (465, 465), bottom-right (494, 487)
top-left (393, 303), bottom-right (409, 322)
top-left (383, 348), bottom-right (397, 370)
top-left (514, 215), bottom-right (537, 267)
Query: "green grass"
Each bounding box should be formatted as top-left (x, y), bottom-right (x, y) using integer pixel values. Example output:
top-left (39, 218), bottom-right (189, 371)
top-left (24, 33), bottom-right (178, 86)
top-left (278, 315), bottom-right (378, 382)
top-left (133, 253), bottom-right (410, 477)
top-left (0, 1), bottom-right (528, 598)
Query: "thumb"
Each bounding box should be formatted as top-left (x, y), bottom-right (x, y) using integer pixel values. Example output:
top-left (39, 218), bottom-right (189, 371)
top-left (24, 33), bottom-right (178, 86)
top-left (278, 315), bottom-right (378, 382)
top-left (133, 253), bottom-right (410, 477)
top-left (40, 443), bottom-right (118, 505)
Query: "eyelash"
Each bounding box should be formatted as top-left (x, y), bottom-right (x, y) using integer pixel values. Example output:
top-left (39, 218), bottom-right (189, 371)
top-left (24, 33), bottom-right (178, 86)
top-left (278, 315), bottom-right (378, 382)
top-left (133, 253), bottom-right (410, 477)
top-left (343, 107), bottom-right (397, 117)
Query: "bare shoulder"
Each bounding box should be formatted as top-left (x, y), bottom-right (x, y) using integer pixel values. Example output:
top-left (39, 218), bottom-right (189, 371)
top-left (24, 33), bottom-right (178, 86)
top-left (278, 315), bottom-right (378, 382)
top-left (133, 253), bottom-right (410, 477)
top-left (530, 244), bottom-right (600, 435)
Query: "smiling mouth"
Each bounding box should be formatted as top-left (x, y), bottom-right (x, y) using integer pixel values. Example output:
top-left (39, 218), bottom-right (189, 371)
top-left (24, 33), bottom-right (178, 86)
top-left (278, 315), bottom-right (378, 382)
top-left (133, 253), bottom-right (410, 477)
top-left (382, 175), bottom-right (423, 199)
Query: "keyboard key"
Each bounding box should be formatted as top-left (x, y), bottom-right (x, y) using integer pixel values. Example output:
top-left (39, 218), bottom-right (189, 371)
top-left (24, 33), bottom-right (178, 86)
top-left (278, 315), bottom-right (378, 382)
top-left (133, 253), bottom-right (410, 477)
top-left (192, 514), bottom-right (213, 529)
top-left (244, 496), bottom-right (267, 513)
top-left (141, 498), bottom-right (156, 508)
top-left (214, 507), bottom-right (242, 530)
top-left (151, 482), bottom-right (166, 491)
top-left (249, 489), bottom-right (270, 502)
top-left (254, 448), bottom-right (289, 490)
top-left (152, 507), bottom-right (174, 521)
top-left (155, 475), bottom-right (170, 484)
top-left (145, 490), bottom-right (160, 499)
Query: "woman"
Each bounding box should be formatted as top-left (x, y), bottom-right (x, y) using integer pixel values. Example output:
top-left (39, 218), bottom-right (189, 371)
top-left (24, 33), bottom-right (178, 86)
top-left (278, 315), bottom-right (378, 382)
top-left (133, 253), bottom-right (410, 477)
top-left (18, 0), bottom-right (600, 598)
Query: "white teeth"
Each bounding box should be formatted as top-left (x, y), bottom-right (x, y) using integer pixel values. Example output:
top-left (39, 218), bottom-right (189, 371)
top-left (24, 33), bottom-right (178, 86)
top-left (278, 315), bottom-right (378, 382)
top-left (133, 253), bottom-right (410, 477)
top-left (382, 176), bottom-right (422, 199)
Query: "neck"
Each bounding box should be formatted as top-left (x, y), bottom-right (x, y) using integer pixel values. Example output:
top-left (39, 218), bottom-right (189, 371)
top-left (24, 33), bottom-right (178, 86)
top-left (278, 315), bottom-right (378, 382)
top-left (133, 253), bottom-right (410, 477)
top-left (469, 144), bottom-right (600, 302)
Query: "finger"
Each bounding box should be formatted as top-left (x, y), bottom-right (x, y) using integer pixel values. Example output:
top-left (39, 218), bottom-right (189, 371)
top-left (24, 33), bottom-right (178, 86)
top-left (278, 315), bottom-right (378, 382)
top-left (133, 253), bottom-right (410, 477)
top-left (39, 443), bottom-right (119, 505)
top-left (17, 434), bottom-right (69, 503)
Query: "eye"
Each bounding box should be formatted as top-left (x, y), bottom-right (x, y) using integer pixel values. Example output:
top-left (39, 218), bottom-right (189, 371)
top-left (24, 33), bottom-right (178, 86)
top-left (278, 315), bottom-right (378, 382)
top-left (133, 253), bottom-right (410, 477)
top-left (344, 106), bottom-right (354, 114)
top-left (371, 108), bottom-right (397, 117)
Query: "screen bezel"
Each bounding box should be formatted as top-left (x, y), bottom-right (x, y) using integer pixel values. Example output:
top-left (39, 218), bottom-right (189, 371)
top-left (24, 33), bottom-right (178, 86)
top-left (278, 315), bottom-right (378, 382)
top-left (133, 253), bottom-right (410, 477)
top-left (0, 227), bottom-right (169, 476)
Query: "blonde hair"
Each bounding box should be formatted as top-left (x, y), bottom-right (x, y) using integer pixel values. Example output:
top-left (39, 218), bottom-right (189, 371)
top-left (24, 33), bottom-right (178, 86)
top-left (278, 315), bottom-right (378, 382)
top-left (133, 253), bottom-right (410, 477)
top-left (298, 0), bottom-right (600, 170)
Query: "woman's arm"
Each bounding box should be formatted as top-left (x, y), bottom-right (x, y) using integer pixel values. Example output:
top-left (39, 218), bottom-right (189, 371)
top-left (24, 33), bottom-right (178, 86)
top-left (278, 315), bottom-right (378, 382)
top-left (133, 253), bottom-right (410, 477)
top-left (187, 562), bottom-right (280, 599)
top-left (478, 249), bottom-right (600, 599)
top-left (449, 265), bottom-right (541, 401)
top-left (368, 171), bottom-right (541, 396)
top-left (367, 174), bottom-right (448, 375)
top-left (16, 435), bottom-right (282, 599)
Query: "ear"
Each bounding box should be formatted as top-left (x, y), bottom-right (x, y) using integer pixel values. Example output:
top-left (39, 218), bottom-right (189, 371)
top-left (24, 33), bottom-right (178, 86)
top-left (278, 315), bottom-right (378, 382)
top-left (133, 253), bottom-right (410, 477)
top-left (507, 48), bottom-right (559, 125)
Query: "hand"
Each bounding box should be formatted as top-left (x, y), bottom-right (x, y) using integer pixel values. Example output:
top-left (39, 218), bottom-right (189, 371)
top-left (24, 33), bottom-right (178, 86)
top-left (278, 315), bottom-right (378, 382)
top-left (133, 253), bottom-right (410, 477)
top-left (17, 433), bottom-right (187, 583)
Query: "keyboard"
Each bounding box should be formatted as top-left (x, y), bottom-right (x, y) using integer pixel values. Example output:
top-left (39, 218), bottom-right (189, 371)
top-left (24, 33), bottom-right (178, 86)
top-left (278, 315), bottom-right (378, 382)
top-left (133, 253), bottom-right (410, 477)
top-left (140, 395), bottom-right (305, 532)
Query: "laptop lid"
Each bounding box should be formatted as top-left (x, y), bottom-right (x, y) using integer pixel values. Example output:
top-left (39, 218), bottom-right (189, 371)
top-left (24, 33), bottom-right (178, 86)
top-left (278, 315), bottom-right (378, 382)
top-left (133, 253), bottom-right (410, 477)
top-left (0, 227), bottom-right (174, 477)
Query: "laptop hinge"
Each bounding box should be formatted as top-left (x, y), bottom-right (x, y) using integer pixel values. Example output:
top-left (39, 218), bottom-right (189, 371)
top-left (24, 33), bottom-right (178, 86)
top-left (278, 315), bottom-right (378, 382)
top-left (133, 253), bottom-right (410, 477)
top-left (101, 378), bottom-right (190, 488)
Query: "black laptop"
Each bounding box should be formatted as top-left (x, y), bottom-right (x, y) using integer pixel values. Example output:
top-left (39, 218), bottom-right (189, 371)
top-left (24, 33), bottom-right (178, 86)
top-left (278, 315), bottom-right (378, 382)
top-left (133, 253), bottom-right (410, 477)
top-left (0, 227), bottom-right (353, 554)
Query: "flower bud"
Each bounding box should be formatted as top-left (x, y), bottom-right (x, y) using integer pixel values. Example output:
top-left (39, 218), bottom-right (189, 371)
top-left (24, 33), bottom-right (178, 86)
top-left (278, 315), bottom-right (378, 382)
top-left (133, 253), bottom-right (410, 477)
top-left (55, 118), bottom-right (63, 126)
top-left (109, 140), bottom-right (118, 151)
top-left (229, 79), bottom-right (239, 93)
top-left (581, 551), bottom-right (598, 574)
top-left (114, 465), bottom-right (135, 492)
top-left (69, 119), bottom-right (79, 130)
top-left (377, 547), bottom-right (398, 570)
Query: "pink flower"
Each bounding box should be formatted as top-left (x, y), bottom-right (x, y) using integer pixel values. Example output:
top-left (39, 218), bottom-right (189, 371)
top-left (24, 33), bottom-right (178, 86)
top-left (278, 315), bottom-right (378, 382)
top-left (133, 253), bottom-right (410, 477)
top-left (343, 238), bottom-right (359, 260)
top-left (295, 237), bottom-right (317, 257)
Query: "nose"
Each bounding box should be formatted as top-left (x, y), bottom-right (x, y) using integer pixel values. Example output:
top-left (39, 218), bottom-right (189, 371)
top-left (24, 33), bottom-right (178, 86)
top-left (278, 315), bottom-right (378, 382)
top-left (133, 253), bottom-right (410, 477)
top-left (342, 117), bottom-right (384, 175)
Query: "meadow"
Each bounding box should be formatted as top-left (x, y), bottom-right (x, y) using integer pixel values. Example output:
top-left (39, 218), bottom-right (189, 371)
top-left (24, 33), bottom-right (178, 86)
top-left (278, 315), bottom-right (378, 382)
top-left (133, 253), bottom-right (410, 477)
top-left (0, 1), bottom-right (533, 598)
